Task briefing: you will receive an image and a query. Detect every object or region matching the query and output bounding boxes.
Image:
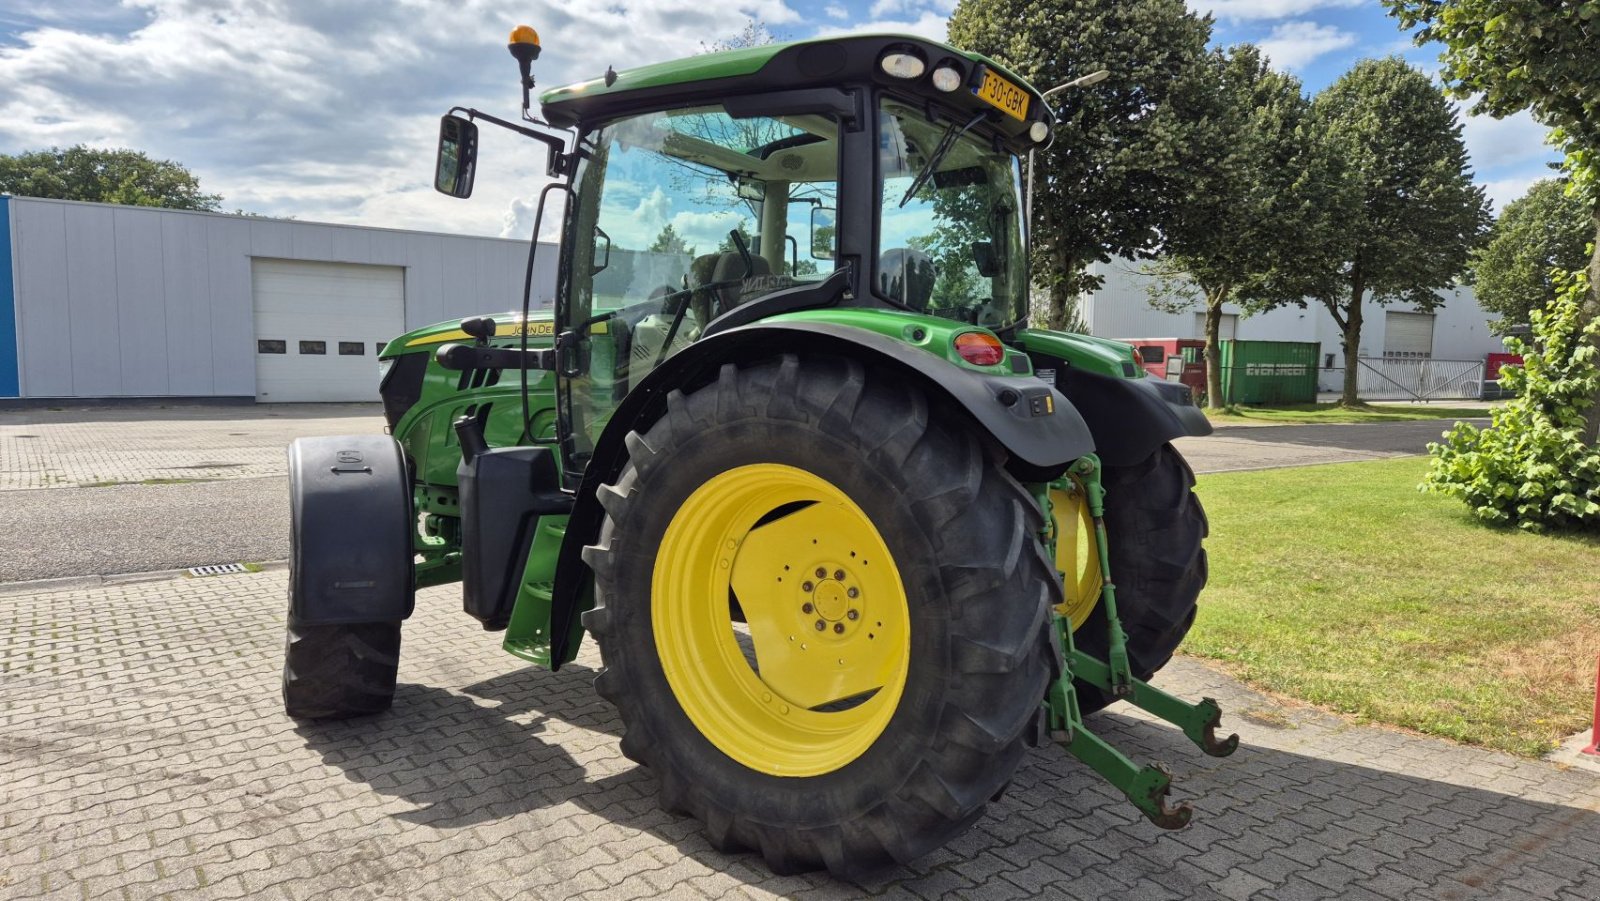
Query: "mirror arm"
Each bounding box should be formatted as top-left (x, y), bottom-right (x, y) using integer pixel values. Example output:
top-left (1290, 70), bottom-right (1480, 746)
top-left (450, 106), bottom-right (573, 175)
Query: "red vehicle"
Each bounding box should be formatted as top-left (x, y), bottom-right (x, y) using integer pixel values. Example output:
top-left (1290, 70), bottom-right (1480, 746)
top-left (1125, 338), bottom-right (1207, 398)
top-left (1485, 352), bottom-right (1523, 381)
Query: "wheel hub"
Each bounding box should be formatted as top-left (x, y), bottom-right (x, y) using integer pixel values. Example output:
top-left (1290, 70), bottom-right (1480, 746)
top-left (652, 463), bottom-right (910, 776)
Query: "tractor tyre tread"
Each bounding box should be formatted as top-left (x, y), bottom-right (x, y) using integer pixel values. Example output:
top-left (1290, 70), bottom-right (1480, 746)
top-left (582, 354), bottom-right (1057, 878)
top-left (282, 620), bottom-right (401, 720)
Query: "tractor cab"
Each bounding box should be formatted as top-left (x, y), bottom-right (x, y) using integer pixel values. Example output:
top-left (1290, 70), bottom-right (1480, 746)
top-left (434, 35), bottom-right (1056, 476)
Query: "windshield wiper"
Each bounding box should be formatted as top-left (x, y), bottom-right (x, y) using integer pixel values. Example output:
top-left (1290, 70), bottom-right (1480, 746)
top-left (899, 111), bottom-right (990, 208)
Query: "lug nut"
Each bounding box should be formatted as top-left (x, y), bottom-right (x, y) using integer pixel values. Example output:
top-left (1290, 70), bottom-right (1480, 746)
top-left (815, 620), bottom-right (827, 631)
top-left (834, 569), bottom-right (846, 580)
top-left (833, 623), bottom-right (845, 634)
top-left (815, 567), bottom-right (827, 579)
top-left (801, 581), bottom-right (814, 592)
top-left (846, 609), bottom-right (859, 620)
top-left (802, 602), bottom-right (814, 614)
top-left (846, 587), bottom-right (859, 599)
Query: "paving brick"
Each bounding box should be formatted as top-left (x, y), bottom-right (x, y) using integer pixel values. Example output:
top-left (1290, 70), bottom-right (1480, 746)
top-left (2, 568), bottom-right (1599, 901)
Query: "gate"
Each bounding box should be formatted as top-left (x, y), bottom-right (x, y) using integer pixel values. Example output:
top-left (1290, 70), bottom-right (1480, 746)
top-left (1355, 357), bottom-right (1484, 401)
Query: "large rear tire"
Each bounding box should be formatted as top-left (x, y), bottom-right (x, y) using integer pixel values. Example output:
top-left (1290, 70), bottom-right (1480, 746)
top-left (581, 355), bottom-right (1058, 877)
top-left (1073, 443), bottom-right (1208, 714)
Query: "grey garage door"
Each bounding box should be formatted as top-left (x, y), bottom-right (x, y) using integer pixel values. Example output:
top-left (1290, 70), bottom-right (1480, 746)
top-left (252, 259), bottom-right (405, 402)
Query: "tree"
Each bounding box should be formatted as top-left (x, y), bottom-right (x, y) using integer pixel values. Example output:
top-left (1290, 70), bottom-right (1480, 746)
top-left (948, 0), bottom-right (1214, 330)
top-left (1304, 58), bottom-right (1489, 406)
top-left (1148, 44), bottom-right (1348, 408)
top-left (1473, 179), bottom-right (1593, 332)
top-left (647, 223), bottom-right (696, 257)
top-left (0, 146), bottom-right (222, 211)
top-left (1386, 0), bottom-right (1600, 442)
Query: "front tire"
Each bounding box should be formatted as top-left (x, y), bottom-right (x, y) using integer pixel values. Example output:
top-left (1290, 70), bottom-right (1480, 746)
top-left (282, 620), bottom-right (401, 719)
top-left (581, 356), bottom-right (1058, 877)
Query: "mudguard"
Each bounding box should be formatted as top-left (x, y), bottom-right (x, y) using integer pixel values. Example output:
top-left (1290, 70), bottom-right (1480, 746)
top-left (1054, 367), bottom-right (1213, 467)
top-left (287, 435), bottom-right (415, 625)
top-left (546, 320), bottom-right (1097, 667)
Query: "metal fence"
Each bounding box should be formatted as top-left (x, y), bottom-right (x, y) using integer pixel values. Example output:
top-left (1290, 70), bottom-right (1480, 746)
top-left (1352, 357), bottom-right (1485, 401)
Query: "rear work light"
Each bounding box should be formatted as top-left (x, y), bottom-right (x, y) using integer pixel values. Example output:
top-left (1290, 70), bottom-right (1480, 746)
top-left (954, 332), bottom-right (1006, 366)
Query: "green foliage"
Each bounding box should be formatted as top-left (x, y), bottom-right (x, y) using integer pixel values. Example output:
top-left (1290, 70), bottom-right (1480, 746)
top-left (0, 145), bottom-right (222, 211)
top-left (1305, 57), bottom-right (1490, 404)
top-left (948, 0), bottom-right (1213, 329)
top-left (1385, 0), bottom-right (1600, 178)
top-left (1149, 44), bottom-right (1348, 406)
top-left (1473, 179), bottom-right (1593, 331)
top-left (1388, 0), bottom-right (1600, 448)
top-left (1427, 270), bottom-right (1600, 531)
top-left (647, 223), bottom-right (696, 257)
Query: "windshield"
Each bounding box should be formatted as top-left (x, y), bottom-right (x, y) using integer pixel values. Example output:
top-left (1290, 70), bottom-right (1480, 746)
top-left (559, 105), bottom-right (839, 474)
top-left (877, 98), bottom-right (1027, 329)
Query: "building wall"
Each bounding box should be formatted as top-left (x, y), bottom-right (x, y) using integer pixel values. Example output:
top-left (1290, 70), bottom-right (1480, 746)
top-left (1081, 258), bottom-right (1508, 367)
top-left (2, 196), bottom-right (557, 399)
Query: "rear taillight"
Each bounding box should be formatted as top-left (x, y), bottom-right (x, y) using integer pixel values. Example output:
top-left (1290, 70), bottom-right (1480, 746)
top-left (954, 332), bottom-right (1005, 366)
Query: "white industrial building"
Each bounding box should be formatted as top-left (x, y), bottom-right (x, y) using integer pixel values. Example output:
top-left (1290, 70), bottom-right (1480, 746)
top-left (1079, 259), bottom-right (1508, 393)
top-left (0, 196), bottom-right (556, 403)
top-left (0, 195), bottom-right (1508, 403)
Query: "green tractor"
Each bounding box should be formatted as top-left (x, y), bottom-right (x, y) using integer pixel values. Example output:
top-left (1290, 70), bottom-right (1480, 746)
top-left (283, 25), bottom-right (1236, 876)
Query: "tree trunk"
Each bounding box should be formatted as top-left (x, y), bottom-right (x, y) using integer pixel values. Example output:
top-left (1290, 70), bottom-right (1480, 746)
top-left (1582, 203), bottom-right (1600, 445)
top-left (1340, 275), bottom-right (1365, 407)
top-left (1048, 244), bottom-right (1072, 331)
top-left (1203, 290), bottom-right (1226, 409)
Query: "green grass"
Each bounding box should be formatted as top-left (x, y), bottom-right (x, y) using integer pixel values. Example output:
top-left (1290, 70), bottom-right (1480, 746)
top-left (1205, 402), bottom-right (1492, 425)
top-left (1189, 457), bottom-right (1600, 756)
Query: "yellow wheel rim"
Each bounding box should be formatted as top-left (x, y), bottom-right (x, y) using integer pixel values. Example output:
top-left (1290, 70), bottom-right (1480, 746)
top-left (1051, 480), bottom-right (1103, 629)
top-left (652, 463), bottom-right (911, 777)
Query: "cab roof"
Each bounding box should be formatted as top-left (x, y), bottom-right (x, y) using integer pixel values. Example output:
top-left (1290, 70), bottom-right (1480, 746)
top-left (537, 33), bottom-right (1051, 141)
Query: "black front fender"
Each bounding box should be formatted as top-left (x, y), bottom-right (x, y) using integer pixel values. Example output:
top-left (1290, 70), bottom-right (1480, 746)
top-left (1053, 367), bottom-right (1213, 467)
top-left (547, 321), bottom-right (1096, 667)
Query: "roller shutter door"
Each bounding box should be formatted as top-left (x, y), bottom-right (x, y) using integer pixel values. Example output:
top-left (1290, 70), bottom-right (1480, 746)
top-left (1193, 312), bottom-right (1237, 340)
top-left (1383, 312), bottom-right (1435, 359)
top-left (252, 259), bottom-right (405, 402)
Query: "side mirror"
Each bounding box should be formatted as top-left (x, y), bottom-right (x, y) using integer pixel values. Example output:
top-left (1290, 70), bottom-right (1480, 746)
top-left (592, 226), bottom-right (611, 274)
top-left (435, 115), bottom-right (478, 198)
top-left (810, 207), bottom-right (836, 260)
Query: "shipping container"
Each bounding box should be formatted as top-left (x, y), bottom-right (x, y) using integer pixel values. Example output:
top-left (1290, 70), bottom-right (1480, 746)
top-left (1218, 340), bottom-right (1320, 405)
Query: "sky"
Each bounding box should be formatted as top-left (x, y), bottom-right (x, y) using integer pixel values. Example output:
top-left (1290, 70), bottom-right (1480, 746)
top-left (0, 0), bottom-right (1561, 241)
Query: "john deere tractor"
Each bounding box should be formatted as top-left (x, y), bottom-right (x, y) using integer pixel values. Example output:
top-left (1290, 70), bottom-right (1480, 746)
top-left (283, 26), bottom-right (1236, 876)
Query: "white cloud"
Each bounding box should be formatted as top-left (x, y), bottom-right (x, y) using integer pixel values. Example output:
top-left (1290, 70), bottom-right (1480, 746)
top-left (1458, 104), bottom-right (1555, 172)
top-left (1192, 0), bottom-right (1365, 21)
top-left (824, 4), bottom-right (848, 18)
top-left (816, 11), bottom-right (948, 44)
top-left (0, 0), bottom-right (805, 237)
top-left (1257, 21), bottom-right (1359, 71)
top-left (868, 0), bottom-right (956, 18)
top-left (1480, 173), bottom-right (1549, 213)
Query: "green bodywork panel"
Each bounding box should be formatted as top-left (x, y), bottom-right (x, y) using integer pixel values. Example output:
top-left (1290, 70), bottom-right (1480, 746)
top-left (383, 312), bottom-right (562, 495)
top-left (766, 308), bottom-right (1030, 375)
top-left (502, 513), bottom-right (590, 667)
top-left (1014, 329), bottom-right (1143, 380)
top-left (539, 34), bottom-right (1038, 115)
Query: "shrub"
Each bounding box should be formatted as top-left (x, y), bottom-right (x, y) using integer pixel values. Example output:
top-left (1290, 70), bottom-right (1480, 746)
top-left (1425, 269), bottom-right (1600, 531)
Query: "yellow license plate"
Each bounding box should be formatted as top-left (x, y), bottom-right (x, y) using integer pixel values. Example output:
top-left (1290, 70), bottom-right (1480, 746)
top-left (976, 69), bottom-right (1029, 121)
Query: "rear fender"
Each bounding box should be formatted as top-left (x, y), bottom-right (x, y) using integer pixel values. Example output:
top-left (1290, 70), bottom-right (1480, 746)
top-left (546, 320), bottom-right (1096, 667)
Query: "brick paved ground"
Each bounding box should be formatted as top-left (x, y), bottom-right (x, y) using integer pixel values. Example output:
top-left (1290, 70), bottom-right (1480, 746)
top-left (0, 405), bottom-right (383, 490)
top-left (3, 571), bottom-right (1598, 900)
